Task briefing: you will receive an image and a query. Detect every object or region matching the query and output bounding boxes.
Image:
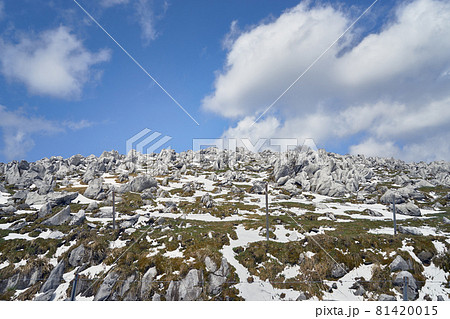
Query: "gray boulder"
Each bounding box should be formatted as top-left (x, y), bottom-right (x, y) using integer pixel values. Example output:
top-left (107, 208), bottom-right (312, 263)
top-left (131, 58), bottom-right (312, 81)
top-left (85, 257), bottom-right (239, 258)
top-left (43, 206), bottom-right (72, 226)
top-left (204, 256), bottom-right (217, 273)
top-left (5, 163), bottom-right (21, 185)
top-left (207, 258), bottom-right (230, 295)
top-left (273, 163), bottom-right (293, 181)
top-left (250, 181), bottom-right (266, 194)
top-left (352, 284), bottom-right (365, 296)
top-left (393, 271), bottom-right (418, 300)
top-left (94, 271), bottom-right (120, 301)
top-left (25, 192), bottom-right (47, 206)
top-left (38, 202), bottom-right (53, 218)
top-left (129, 175), bottom-right (157, 193)
top-left (12, 190), bottom-right (28, 201)
top-left (276, 176), bottom-right (290, 186)
top-left (140, 267), bottom-right (157, 299)
top-left (8, 220), bottom-right (28, 231)
top-left (389, 255), bottom-right (410, 272)
top-left (378, 294), bottom-right (396, 301)
top-left (34, 289), bottom-right (55, 301)
top-left (380, 190), bottom-right (405, 204)
top-left (296, 292), bottom-right (308, 301)
top-left (152, 293), bottom-right (161, 301)
top-left (82, 169), bottom-right (96, 184)
top-left (119, 274), bottom-right (135, 298)
top-left (443, 217), bottom-right (450, 224)
top-left (398, 226), bottom-right (423, 236)
top-left (83, 178), bottom-right (104, 199)
top-left (392, 202), bottom-right (421, 217)
top-left (120, 214), bottom-right (140, 229)
top-left (87, 201), bottom-right (99, 211)
top-left (201, 193), bottom-right (214, 208)
top-left (331, 263), bottom-right (348, 278)
top-left (68, 245), bottom-right (85, 267)
top-left (417, 251), bottom-right (433, 265)
top-left (3, 205), bottom-right (17, 213)
top-left (69, 154), bottom-right (84, 167)
top-left (47, 192), bottom-right (78, 206)
top-left (40, 260), bottom-right (65, 293)
top-left (364, 209), bottom-right (383, 217)
top-left (69, 210), bottom-right (86, 226)
top-left (165, 269), bottom-right (203, 301)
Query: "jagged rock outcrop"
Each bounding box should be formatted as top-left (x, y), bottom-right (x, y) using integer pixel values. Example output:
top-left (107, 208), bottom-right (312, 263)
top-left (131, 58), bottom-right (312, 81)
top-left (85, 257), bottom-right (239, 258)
top-left (83, 178), bottom-right (104, 200)
top-left (206, 257), bottom-right (230, 295)
top-left (40, 260), bottom-right (65, 294)
top-left (165, 269), bottom-right (203, 301)
top-left (69, 245), bottom-right (86, 267)
top-left (140, 267), bottom-right (157, 300)
top-left (94, 271), bottom-right (120, 301)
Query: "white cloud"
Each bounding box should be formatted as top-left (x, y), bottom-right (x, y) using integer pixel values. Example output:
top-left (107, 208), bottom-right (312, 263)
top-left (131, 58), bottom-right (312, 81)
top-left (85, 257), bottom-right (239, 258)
top-left (203, 2), bottom-right (348, 118)
top-left (205, 0), bottom-right (450, 162)
top-left (101, 0), bottom-right (167, 45)
top-left (100, 0), bottom-right (130, 8)
top-left (0, 105), bottom-right (93, 160)
top-left (135, 0), bottom-right (158, 44)
top-left (222, 20), bottom-right (240, 50)
top-left (0, 26), bottom-right (110, 99)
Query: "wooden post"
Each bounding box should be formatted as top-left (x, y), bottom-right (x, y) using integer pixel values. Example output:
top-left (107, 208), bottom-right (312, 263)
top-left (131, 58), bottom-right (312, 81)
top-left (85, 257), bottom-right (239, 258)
top-left (265, 183), bottom-right (269, 242)
top-left (112, 189), bottom-right (116, 230)
top-left (71, 273), bottom-right (79, 301)
top-left (403, 276), bottom-right (408, 301)
top-left (393, 197), bottom-right (397, 236)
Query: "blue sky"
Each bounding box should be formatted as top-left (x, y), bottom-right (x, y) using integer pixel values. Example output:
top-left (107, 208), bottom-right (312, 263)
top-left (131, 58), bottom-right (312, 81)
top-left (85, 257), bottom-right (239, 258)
top-left (0, 0), bottom-right (449, 163)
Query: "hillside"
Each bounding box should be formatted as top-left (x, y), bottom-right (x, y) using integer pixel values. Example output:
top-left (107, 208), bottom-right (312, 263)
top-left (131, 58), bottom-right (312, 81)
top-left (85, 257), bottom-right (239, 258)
top-left (0, 148), bottom-right (449, 301)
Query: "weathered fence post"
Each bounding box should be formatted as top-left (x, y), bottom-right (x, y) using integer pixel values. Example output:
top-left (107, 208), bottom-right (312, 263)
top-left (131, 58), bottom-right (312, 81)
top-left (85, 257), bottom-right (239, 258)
top-left (112, 189), bottom-right (116, 230)
top-left (403, 276), bottom-right (408, 301)
top-left (71, 273), bottom-right (79, 301)
top-left (393, 197), bottom-right (397, 236)
top-left (265, 183), bottom-right (269, 242)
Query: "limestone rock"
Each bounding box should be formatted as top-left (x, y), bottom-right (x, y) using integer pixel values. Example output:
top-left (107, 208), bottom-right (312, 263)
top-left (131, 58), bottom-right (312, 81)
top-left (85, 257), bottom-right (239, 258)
top-left (140, 267), bottom-right (157, 300)
top-left (40, 260), bottom-right (65, 293)
top-left (68, 245), bottom-right (85, 267)
top-left (69, 210), bottom-right (86, 226)
top-left (43, 206), bottom-right (72, 226)
top-left (378, 294), bottom-right (396, 301)
top-left (331, 263), bottom-right (348, 278)
top-left (38, 202), bottom-right (53, 218)
top-left (94, 272), bottom-right (120, 301)
top-left (389, 255), bottom-right (410, 272)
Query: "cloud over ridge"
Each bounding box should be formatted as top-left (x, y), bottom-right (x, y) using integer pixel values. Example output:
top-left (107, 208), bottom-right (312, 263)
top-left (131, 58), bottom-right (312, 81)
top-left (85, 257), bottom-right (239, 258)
top-left (202, 0), bottom-right (450, 162)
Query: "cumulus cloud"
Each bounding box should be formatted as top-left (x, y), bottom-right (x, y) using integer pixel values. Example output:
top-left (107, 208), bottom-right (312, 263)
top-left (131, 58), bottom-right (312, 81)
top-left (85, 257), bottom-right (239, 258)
top-left (0, 26), bottom-right (110, 99)
top-left (0, 105), bottom-right (93, 160)
top-left (204, 0), bottom-right (450, 162)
